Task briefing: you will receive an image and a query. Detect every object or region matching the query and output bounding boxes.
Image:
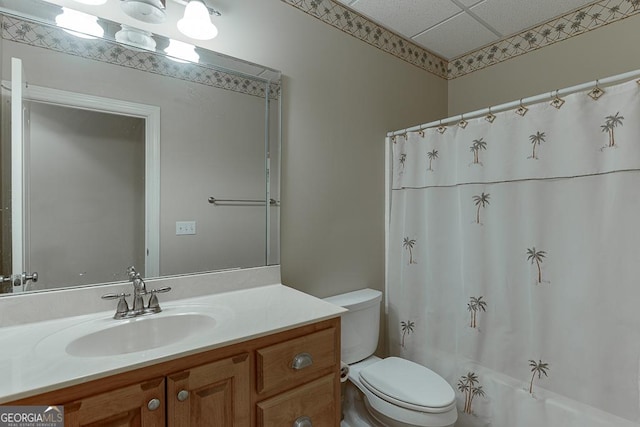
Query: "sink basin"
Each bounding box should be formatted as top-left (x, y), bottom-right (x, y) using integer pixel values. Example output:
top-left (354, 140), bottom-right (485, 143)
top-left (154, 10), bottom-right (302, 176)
top-left (66, 313), bottom-right (217, 357)
top-left (35, 304), bottom-right (231, 359)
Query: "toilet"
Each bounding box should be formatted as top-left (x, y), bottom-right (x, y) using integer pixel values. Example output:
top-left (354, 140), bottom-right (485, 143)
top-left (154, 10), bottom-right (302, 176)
top-left (324, 289), bottom-right (458, 427)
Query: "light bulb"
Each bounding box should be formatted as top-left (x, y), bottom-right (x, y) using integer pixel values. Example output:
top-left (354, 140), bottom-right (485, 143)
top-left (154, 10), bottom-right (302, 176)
top-left (177, 0), bottom-right (218, 40)
top-left (55, 8), bottom-right (104, 39)
top-left (120, 0), bottom-right (166, 24)
top-left (115, 25), bottom-right (157, 51)
top-left (165, 39), bottom-right (199, 63)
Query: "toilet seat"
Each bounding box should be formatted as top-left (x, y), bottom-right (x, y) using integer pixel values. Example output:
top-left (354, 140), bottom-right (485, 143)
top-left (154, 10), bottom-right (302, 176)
top-left (359, 357), bottom-right (456, 413)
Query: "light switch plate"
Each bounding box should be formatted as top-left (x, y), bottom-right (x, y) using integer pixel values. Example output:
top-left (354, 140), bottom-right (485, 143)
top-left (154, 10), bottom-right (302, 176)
top-left (176, 221), bottom-right (196, 235)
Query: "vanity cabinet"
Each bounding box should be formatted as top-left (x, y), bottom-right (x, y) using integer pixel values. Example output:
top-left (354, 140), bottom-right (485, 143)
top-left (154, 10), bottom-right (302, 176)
top-left (167, 353), bottom-right (251, 427)
top-left (63, 353), bottom-right (250, 427)
top-left (7, 317), bottom-right (340, 427)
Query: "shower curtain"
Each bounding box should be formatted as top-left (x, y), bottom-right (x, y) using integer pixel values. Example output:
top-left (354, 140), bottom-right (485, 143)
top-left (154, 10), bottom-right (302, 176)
top-left (387, 78), bottom-right (640, 427)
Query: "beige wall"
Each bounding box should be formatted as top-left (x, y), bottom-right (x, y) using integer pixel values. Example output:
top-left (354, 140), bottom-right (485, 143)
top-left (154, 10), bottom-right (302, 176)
top-left (217, 1), bottom-right (448, 298)
top-left (448, 14), bottom-right (640, 116)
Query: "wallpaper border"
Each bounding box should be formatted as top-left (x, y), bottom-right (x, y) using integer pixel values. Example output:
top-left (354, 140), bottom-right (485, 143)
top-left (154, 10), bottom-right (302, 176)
top-left (281, 0), bottom-right (640, 80)
top-left (1, 15), bottom-right (281, 100)
top-left (280, 0), bottom-right (449, 78)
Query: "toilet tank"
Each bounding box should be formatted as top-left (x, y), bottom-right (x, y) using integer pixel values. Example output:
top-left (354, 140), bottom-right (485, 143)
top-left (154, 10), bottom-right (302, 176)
top-left (324, 288), bottom-right (382, 364)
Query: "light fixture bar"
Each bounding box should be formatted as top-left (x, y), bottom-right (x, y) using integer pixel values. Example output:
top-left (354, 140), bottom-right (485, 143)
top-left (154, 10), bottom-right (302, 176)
top-left (170, 0), bottom-right (220, 16)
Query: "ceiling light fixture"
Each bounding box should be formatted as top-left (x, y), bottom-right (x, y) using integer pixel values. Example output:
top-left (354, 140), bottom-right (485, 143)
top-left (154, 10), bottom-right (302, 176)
top-left (71, 0), bottom-right (108, 5)
top-left (120, 0), bottom-right (167, 24)
top-left (164, 39), bottom-right (199, 63)
top-left (55, 8), bottom-right (104, 39)
top-left (115, 25), bottom-right (157, 51)
top-left (177, 0), bottom-right (218, 40)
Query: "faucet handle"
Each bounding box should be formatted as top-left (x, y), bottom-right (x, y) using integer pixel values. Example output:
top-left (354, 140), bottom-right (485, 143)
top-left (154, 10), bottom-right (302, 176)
top-left (147, 287), bottom-right (171, 310)
top-left (101, 292), bottom-right (131, 299)
top-left (102, 292), bottom-right (131, 317)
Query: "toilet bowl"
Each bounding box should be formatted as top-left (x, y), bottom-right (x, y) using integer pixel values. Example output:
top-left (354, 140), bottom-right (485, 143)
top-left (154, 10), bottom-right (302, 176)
top-left (324, 289), bottom-right (458, 427)
top-left (347, 356), bottom-right (457, 427)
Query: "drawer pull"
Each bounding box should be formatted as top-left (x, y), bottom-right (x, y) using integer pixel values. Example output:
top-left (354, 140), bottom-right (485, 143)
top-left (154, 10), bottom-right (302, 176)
top-left (147, 398), bottom-right (161, 411)
top-left (177, 390), bottom-right (189, 402)
top-left (291, 352), bottom-right (313, 370)
top-left (293, 416), bottom-right (312, 427)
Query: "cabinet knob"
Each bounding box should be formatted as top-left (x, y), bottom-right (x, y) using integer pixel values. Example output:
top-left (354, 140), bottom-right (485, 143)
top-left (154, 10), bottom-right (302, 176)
top-left (291, 352), bottom-right (313, 370)
top-left (293, 416), bottom-right (312, 427)
top-left (177, 390), bottom-right (189, 402)
top-left (147, 398), bottom-right (161, 411)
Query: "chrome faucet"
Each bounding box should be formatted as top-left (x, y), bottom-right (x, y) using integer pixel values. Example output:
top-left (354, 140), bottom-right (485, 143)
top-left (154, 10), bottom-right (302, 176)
top-left (102, 266), bottom-right (171, 319)
top-left (131, 273), bottom-right (147, 314)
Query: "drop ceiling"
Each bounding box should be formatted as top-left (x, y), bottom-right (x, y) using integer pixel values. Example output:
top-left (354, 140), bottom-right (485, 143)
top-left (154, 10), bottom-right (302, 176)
top-left (336, 0), bottom-right (598, 59)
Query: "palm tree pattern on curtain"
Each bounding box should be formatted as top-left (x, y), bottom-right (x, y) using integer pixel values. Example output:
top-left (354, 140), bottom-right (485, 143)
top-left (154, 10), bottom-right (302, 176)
top-left (526, 247), bottom-right (547, 284)
top-left (472, 192), bottom-right (490, 224)
top-left (403, 237), bottom-right (417, 265)
top-left (458, 372), bottom-right (485, 414)
top-left (399, 153), bottom-right (407, 170)
top-left (427, 149), bottom-right (439, 171)
top-left (528, 131), bottom-right (547, 159)
top-left (470, 138), bottom-right (487, 165)
top-left (467, 296), bottom-right (487, 328)
top-left (529, 359), bottom-right (550, 394)
top-left (390, 79), bottom-right (638, 423)
top-left (600, 112), bottom-right (624, 148)
top-left (400, 320), bottom-right (415, 348)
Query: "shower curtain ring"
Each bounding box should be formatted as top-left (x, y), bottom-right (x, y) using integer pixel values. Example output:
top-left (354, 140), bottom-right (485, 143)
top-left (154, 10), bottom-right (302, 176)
top-left (437, 119), bottom-right (447, 134)
top-left (550, 89), bottom-right (565, 109)
top-left (458, 114), bottom-right (468, 129)
top-left (485, 106), bottom-right (496, 123)
top-left (515, 98), bottom-right (528, 116)
top-left (588, 79), bottom-right (605, 100)
top-left (418, 127), bottom-right (425, 138)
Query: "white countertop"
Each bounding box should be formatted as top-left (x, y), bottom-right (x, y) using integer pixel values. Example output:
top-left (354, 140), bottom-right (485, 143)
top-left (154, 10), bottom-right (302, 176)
top-left (0, 284), bottom-right (345, 403)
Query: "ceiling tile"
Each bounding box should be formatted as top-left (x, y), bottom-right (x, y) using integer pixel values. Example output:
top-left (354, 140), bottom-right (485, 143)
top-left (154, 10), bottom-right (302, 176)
top-left (471, 0), bottom-right (595, 35)
top-left (347, 0), bottom-right (462, 38)
top-left (413, 12), bottom-right (498, 59)
top-left (457, 0), bottom-right (486, 7)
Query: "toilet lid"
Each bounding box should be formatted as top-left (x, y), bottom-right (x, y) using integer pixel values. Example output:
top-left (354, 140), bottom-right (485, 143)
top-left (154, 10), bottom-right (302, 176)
top-left (359, 357), bottom-right (455, 411)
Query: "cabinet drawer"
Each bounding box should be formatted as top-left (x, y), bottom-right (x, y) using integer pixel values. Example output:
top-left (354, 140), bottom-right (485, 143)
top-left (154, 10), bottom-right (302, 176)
top-left (257, 374), bottom-right (337, 427)
top-left (256, 327), bottom-right (338, 394)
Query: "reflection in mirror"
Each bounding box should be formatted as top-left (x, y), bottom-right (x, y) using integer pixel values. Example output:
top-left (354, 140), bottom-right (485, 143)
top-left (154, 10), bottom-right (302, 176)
top-left (0, 0), bottom-right (281, 295)
top-left (27, 103), bottom-right (146, 288)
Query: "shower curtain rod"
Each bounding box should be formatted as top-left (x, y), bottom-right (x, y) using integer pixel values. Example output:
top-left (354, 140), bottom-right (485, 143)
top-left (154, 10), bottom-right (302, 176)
top-left (387, 69), bottom-right (640, 137)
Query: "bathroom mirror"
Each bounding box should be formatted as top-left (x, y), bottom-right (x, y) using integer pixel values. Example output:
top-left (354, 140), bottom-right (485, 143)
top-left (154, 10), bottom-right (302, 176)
top-left (0, 0), bottom-right (281, 294)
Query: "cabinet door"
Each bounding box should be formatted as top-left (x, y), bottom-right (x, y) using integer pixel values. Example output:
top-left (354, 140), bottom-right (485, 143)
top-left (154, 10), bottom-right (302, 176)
top-left (257, 374), bottom-right (338, 427)
top-left (64, 377), bottom-right (165, 427)
top-left (167, 353), bottom-right (250, 427)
